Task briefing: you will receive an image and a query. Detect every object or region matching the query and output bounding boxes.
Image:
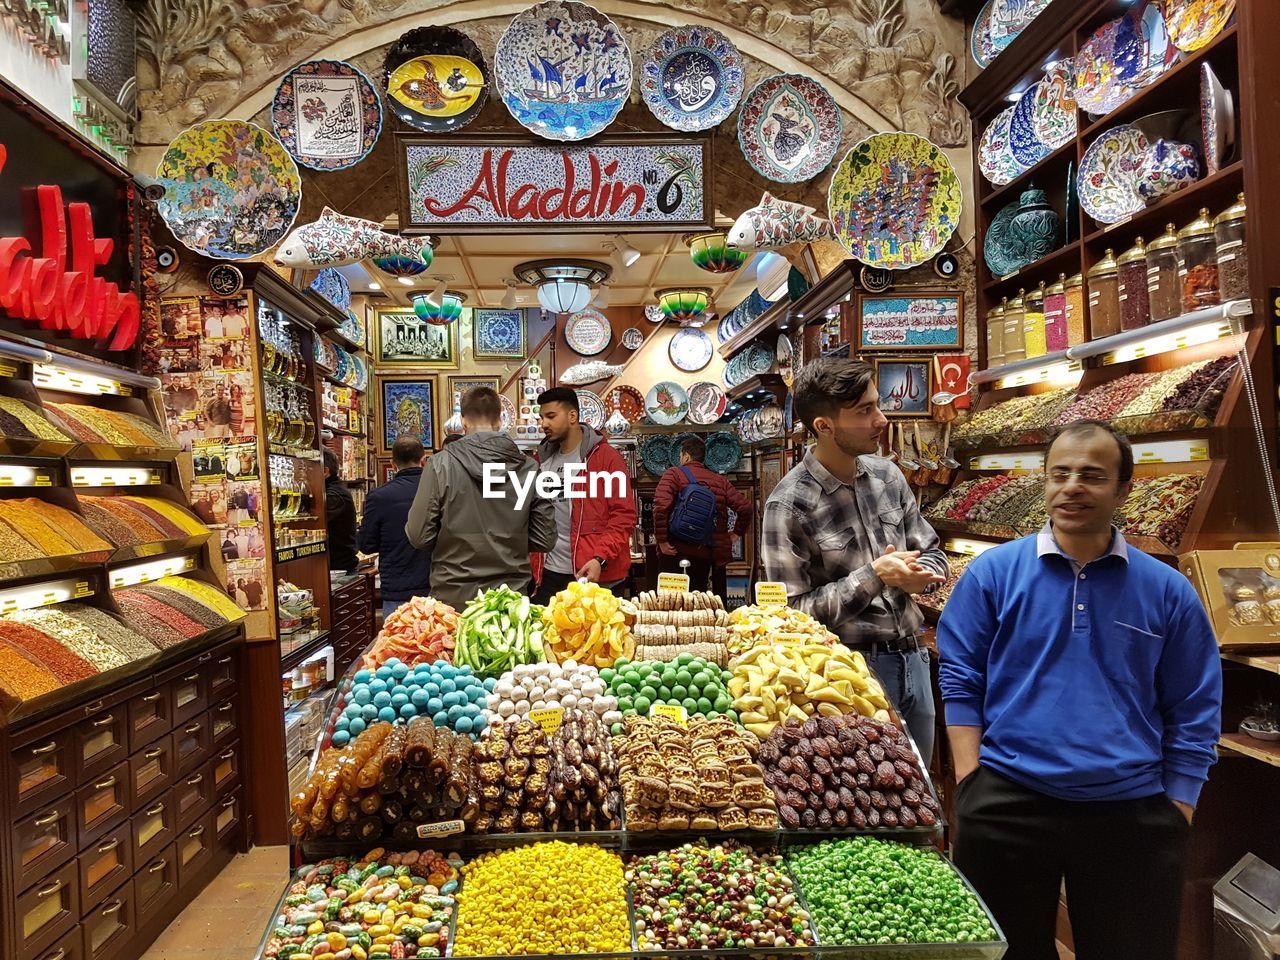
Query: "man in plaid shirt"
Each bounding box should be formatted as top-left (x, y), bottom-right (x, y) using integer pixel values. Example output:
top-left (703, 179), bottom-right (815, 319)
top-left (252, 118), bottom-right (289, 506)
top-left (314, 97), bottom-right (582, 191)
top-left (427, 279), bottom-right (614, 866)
top-left (762, 358), bottom-right (947, 763)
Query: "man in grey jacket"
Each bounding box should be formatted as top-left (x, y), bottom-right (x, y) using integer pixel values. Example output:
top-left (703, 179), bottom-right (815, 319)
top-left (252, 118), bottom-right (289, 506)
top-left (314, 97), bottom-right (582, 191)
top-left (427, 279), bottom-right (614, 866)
top-left (406, 386), bottom-right (556, 609)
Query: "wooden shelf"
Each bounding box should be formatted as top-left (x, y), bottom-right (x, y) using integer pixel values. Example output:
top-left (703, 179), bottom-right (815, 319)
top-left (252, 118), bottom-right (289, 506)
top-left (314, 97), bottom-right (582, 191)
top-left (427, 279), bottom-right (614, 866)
top-left (727, 373), bottom-right (787, 406)
top-left (980, 141), bottom-right (1077, 210)
top-left (1221, 652), bottom-right (1280, 674)
top-left (983, 240), bottom-right (1082, 293)
top-left (927, 518), bottom-right (1180, 556)
top-left (281, 630), bottom-right (333, 672)
top-left (1083, 161), bottom-right (1244, 244)
top-left (1219, 732), bottom-right (1280, 768)
top-left (717, 300), bottom-right (789, 361)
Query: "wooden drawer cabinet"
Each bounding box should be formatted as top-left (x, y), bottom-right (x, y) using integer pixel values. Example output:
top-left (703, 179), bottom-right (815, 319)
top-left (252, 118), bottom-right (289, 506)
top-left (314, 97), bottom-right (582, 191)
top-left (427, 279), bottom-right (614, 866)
top-left (175, 765), bottom-right (213, 832)
top-left (16, 859), bottom-right (78, 960)
top-left (126, 689), bottom-right (169, 753)
top-left (74, 709), bottom-right (127, 785)
top-left (14, 795), bottom-right (77, 893)
top-left (32, 928), bottom-right (81, 960)
top-left (78, 821), bottom-right (131, 912)
top-left (174, 718), bottom-right (211, 777)
top-left (211, 742), bottom-right (240, 793)
top-left (133, 843), bottom-right (177, 920)
top-left (207, 650), bottom-right (236, 701)
top-left (210, 697), bottom-right (237, 747)
top-left (214, 785), bottom-right (243, 844)
top-left (170, 671), bottom-right (206, 726)
top-left (75, 763), bottom-right (128, 847)
top-left (127, 736), bottom-right (173, 810)
top-left (176, 809), bottom-right (214, 886)
top-left (132, 790), bottom-right (175, 866)
top-left (12, 730), bottom-right (73, 817)
top-left (81, 877), bottom-right (134, 960)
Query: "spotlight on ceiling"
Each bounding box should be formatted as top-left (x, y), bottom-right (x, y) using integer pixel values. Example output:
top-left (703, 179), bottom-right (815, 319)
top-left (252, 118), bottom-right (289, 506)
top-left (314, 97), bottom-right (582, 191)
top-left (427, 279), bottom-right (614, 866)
top-left (593, 282), bottom-right (611, 309)
top-left (396, 276), bottom-right (415, 286)
top-left (368, 281), bottom-right (381, 290)
top-left (605, 235), bottom-right (641, 271)
top-left (501, 280), bottom-right (518, 310)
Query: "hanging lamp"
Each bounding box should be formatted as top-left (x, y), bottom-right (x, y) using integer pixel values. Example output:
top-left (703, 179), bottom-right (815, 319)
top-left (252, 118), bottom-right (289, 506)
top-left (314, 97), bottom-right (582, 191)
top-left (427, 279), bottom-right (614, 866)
top-left (686, 232), bottom-right (749, 275)
top-left (514, 259), bottom-right (612, 315)
top-left (410, 290), bottom-right (465, 325)
top-left (656, 287), bottom-right (713, 326)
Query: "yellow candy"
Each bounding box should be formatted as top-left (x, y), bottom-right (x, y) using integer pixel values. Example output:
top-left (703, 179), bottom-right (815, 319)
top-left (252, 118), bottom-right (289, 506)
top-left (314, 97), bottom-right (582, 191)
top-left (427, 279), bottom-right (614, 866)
top-left (351, 947), bottom-right (368, 960)
top-left (367, 925), bottom-right (390, 938)
top-left (306, 920), bottom-right (324, 936)
top-left (397, 875), bottom-right (413, 889)
top-left (325, 933), bottom-right (347, 950)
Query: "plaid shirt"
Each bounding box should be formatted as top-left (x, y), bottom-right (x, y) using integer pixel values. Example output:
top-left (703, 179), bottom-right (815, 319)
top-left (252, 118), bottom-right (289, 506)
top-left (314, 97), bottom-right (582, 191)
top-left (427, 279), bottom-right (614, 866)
top-left (761, 451), bottom-right (949, 648)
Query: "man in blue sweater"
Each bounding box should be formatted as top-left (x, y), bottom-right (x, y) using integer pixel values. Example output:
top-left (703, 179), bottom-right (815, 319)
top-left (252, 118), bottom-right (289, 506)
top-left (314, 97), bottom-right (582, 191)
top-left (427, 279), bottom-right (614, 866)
top-left (358, 434), bottom-right (431, 618)
top-left (938, 420), bottom-right (1221, 960)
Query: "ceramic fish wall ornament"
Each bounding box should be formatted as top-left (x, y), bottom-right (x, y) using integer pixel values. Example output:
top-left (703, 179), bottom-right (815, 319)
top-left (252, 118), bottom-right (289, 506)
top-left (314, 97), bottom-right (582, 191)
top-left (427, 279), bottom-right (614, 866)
top-left (726, 193), bottom-right (838, 250)
top-left (274, 207), bottom-right (435, 268)
top-left (558, 360), bottom-right (626, 385)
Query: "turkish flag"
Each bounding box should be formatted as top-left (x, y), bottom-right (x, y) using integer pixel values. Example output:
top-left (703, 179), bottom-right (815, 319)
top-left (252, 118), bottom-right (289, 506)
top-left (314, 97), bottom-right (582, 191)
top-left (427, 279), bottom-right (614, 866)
top-left (934, 353), bottom-right (971, 409)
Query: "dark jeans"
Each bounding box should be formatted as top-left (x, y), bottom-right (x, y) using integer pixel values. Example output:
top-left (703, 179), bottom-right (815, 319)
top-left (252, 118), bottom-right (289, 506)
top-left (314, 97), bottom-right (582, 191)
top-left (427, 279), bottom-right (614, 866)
top-left (657, 552), bottom-right (727, 598)
top-left (532, 570), bottom-right (622, 605)
top-left (867, 648), bottom-right (935, 768)
top-left (953, 766), bottom-right (1190, 960)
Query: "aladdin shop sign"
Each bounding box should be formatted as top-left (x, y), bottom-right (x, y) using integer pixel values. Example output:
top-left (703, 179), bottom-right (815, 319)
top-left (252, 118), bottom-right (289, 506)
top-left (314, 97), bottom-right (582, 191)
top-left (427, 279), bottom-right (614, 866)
top-left (397, 134), bottom-right (712, 234)
top-left (0, 139), bottom-right (141, 354)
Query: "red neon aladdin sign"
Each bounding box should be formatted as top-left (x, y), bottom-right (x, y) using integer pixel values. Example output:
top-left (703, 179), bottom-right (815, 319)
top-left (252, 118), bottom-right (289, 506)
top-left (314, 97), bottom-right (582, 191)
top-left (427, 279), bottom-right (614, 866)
top-left (0, 144), bottom-right (140, 352)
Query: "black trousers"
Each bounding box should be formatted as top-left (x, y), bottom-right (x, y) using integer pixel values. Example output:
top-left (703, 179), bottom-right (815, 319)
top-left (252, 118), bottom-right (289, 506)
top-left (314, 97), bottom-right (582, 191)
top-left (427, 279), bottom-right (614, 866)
top-left (953, 766), bottom-right (1190, 960)
top-left (657, 552), bottom-right (727, 598)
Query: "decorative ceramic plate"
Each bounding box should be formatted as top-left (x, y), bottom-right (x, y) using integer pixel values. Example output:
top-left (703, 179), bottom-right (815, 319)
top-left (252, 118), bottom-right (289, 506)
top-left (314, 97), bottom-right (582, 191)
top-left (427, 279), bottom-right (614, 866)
top-left (1201, 62), bottom-right (1234, 175)
top-left (776, 334), bottom-right (794, 386)
top-left (973, 0), bottom-right (1052, 67)
top-left (783, 393), bottom-right (795, 434)
top-left (1009, 81), bottom-right (1052, 168)
top-left (621, 327), bottom-right (644, 350)
top-left (687, 381), bottom-right (727, 425)
top-left (642, 434), bottom-right (675, 475)
top-left (737, 74), bottom-right (843, 183)
top-left (575, 390), bottom-right (606, 430)
top-left (1078, 124), bottom-right (1149, 223)
top-left (1111, 9), bottom-right (1146, 86)
top-left (500, 394), bottom-right (517, 434)
top-left (641, 25), bottom-right (743, 132)
top-left (604, 384), bottom-right (645, 421)
top-left (156, 120), bottom-right (301, 260)
top-left (669, 433), bottom-right (697, 468)
top-left (984, 200), bottom-right (1025, 277)
top-left (645, 304), bottom-right (664, 323)
top-left (746, 342), bottom-right (775, 376)
top-left (977, 106), bottom-right (1025, 186)
top-left (564, 307), bottom-right (612, 356)
top-left (1064, 159), bottom-right (1079, 243)
top-left (704, 432), bottom-right (742, 474)
top-left (970, 0), bottom-right (999, 68)
top-left (1032, 59), bottom-right (1077, 149)
top-left (827, 133), bottom-right (962, 270)
top-left (1075, 17), bottom-right (1131, 115)
top-left (646, 381), bottom-right (690, 426)
top-left (494, 0), bottom-right (631, 141)
top-left (382, 26), bottom-right (489, 133)
top-left (1159, 0), bottom-right (1235, 52)
top-left (271, 60), bottom-right (381, 171)
top-left (669, 328), bottom-right (714, 372)
top-left (1129, 1), bottom-right (1179, 88)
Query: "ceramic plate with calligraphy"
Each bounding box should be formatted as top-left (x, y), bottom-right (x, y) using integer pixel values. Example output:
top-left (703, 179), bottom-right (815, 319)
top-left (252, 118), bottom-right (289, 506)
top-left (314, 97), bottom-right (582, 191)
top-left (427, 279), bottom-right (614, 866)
top-left (668, 327), bottom-right (714, 372)
top-left (565, 307), bottom-right (612, 356)
top-left (156, 120), bottom-right (301, 261)
top-left (621, 327), bottom-right (644, 350)
top-left (1009, 81), bottom-right (1052, 167)
top-left (687, 381), bottom-right (727, 425)
top-left (494, 0), bottom-right (632, 142)
top-left (646, 381), bottom-right (690, 426)
top-left (827, 133), bottom-right (962, 270)
top-left (1032, 58), bottom-right (1077, 149)
top-left (383, 26), bottom-right (489, 133)
top-left (1159, 0), bottom-right (1235, 52)
top-left (1078, 124), bottom-right (1149, 223)
top-left (575, 390), bottom-right (606, 430)
top-left (978, 106), bottom-right (1025, 186)
top-left (271, 60), bottom-right (381, 171)
top-left (737, 74), bottom-right (843, 183)
top-left (604, 384), bottom-right (645, 421)
top-left (1200, 62), bottom-right (1234, 175)
top-left (641, 25), bottom-right (743, 132)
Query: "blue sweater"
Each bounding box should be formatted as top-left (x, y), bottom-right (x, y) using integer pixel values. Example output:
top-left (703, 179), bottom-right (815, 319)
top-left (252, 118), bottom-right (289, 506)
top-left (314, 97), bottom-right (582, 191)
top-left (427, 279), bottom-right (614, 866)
top-left (357, 466), bottom-right (431, 602)
top-left (937, 529), bottom-right (1221, 806)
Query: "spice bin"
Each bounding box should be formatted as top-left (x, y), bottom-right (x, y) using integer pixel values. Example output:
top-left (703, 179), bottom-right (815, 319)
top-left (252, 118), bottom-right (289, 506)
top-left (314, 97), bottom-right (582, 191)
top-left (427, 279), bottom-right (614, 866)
top-left (1064, 273), bottom-right (1085, 346)
top-left (1001, 294), bottom-right (1026, 364)
top-left (1023, 284), bottom-right (1047, 359)
top-left (1215, 193), bottom-right (1248, 301)
top-left (1146, 224), bottom-right (1182, 323)
top-left (984, 304), bottom-right (1006, 369)
top-left (1178, 208), bottom-right (1221, 312)
top-left (1086, 250), bottom-right (1121, 340)
top-left (1043, 276), bottom-right (1067, 352)
top-left (1118, 238), bottom-right (1151, 331)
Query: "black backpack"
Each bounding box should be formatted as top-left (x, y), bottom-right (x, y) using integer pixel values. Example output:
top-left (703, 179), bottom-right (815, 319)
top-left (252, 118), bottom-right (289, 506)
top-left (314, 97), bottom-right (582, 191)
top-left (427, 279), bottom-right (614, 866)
top-left (668, 466), bottom-right (717, 547)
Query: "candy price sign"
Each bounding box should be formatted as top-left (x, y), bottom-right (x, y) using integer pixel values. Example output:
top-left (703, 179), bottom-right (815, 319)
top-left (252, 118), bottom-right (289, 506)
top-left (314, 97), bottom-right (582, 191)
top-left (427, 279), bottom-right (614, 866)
top-left (397, 134), bottom-right (713, 233)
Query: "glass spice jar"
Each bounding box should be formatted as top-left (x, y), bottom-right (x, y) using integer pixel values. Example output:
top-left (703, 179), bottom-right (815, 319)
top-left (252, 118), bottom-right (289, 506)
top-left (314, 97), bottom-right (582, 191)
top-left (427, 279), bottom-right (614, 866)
top-left (1118, 237), bottom-right (1151, 330)
top-left (1024, 283), bottom-right (1047, 358)
top-left (1146, 223), bottom-right (1181, 323)
top-left (985, 303), bottom-right (1006, 369)
top-left (1003, 293), bottom-right (1027, 363)
top-left (1087, 249), bottom-right (1121, 340)
top-left (1064, 273), bottom-right (1085, 346)
top-left (1178, 208), bottom-right (1221, 312)
top-left (1215, 193), bottom-right (1248, 301)
top-left (1043, 275), bottom-right (1068, 352)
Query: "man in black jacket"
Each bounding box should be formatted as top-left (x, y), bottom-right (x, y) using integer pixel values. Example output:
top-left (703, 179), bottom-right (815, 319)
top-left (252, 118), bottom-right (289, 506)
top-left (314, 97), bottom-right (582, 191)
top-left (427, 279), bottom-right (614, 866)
top-left (324, 448), bottom-right (358, 574)
top-left (358, 435), bottom-right (432, 618)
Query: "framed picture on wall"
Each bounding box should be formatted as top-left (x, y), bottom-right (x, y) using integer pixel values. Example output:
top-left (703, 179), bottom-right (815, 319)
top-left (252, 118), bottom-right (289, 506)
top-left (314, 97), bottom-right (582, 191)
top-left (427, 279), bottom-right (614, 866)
top-left (373, 307), bottom-right (459, 367)
top-left (873, 357), bottom-right (933, 419)
top-left (379, 461), bottom-right (396, 484)
top-left (473, 308), bottom-right (527, 359)
top-left (446, 375), bottom-right (501, 408)
top-left (758, 452), bottom-right (784, 506)
top-left (853, 291), bottom-right (963, 351)
top-left (378, 375), bottom-right (437, 454)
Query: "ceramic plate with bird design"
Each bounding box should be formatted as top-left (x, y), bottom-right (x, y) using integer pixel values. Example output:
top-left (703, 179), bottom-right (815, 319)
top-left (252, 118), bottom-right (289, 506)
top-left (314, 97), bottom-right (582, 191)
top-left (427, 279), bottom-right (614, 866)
top-left (382, 26), bottom-right (489, 133)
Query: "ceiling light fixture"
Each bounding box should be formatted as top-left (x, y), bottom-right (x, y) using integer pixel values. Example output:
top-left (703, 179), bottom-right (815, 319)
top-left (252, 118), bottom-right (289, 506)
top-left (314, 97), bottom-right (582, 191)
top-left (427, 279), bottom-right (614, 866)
top-left (368, 281), bottom-right (381, 290)
top-left (686, 232), bottom-right (749, 275)
top-left (427, 277), bottom-right (448, 306)
top-left (411, 290), bottom-right (465, 325)
top-left (373, 253), bottom-right (432, 278)
top-left (396, 276), bottom-right (415, 286)
top-left (656, 287), bottom-right (713, 327)
top-left (593, 282), bottom-right (611, 309)
top-left (501, 280), bottom-right (518, 310)
top-left (605, 235), bottom-right (641, 271)
top-left (514, 259), bottom-right (612, 315)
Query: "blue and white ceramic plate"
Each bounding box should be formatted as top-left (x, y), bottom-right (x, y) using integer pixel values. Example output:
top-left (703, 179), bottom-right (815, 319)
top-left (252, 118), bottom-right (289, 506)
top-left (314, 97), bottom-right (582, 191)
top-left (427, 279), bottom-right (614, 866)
top-left (669, 327), bottom-right (714, 373)
top-left (1078, 124), bottom-right (1149, 223)
top-left (494, 0), bottom-right (631, 142)
top-left (1009, 82), bottom-right (1051, 167)
top-left (641, 25), bottom-right (743, 132)
top-left (575, 389), bottom-right (606, 431)
top-left (977, 105), bottom-right (1026, 185)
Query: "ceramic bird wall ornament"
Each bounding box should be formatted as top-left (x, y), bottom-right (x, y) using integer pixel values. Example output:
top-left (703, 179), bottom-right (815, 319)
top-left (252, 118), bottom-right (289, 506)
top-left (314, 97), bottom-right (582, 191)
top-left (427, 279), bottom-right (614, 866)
top-left (726, 193), bottom-right (838, 250)
top-left (274, 207), bottom-right (435, 268)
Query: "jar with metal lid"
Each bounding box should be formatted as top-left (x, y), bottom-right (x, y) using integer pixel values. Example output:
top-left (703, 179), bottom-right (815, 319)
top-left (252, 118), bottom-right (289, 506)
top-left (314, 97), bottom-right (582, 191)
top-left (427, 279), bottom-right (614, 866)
top-left (1044, 275), bottom-right (1068, 352)
top-left (1003, 293), bottom-right (1027, 363)
top-left (1146, 223), bottom-right (1181, 322)
top-left (1215, 193), bottom-right (1248, 301)
top-left (1118, 237), bottom-right (1151, 330)
top-left (1064, 273), bottom-right (1085, 346)
top-left (985, 303), bottom-right (1006, 369)
top-left (1024, 283), bottom-right (1047, 358)
top-left (1087, 249), bottom-right (1121, 340)
top-left (1178, 208), bottom-right (1220, 312)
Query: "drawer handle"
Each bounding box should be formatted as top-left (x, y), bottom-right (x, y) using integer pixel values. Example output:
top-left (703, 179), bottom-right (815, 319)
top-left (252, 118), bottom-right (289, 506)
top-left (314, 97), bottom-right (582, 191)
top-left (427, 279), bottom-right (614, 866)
top-left (216, 656), bottom-right (231, 666)
top-left (32, 811), bottom-right (60, 827)
top-left (141, 693), bottom-right (162, 704)
top-left (198, 652), bottom-right (212, 664)
top-left (85, 700), bottom-right (105, 714)
top-left (91, 714), bottom-right (115, 728)
top-left (182, 674), bottom-right (199, 683)
top-left (217, 703), bottom-right (233, 713)
top-left (100, 899), bottom-right (123, 916)
top-left (39, 949), bottom-right (65, 960)
top-left (221, 795), bottom-right (236, 809)
top-left (185, 774), bottom-right (203, 786)
top-left (184, 723), bottom-right (201, 735)
top-left (96, 838), bottom-right (120, 854)
top-left (143, 748), bottom-right (162, 760)
top-left (144, 802), bottom-right (165, 816)
top-left (93, 776), bottom-right (117, 790)
top-left (218, 750), bottom-right (234, 761)
top-left (36, 880), bottom-right (62, 898)
top-left (147, 859), bottom-right (167, 873)
top-left (187, 825), bottom-right (205, 839)
top-left (30, 740), bottom-right (58, 756)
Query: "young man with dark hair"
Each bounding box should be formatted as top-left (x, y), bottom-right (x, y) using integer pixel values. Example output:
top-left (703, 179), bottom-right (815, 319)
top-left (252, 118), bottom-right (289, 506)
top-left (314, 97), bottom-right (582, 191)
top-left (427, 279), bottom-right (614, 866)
top-left (938, 420), bottom-right (1221, 960)
top-left (406, 386), bottom-right (557, 609)
top-left (359, 434), bottom-right (432, 618)
top-left (530, 386), bottom-right (636, 604)
top-left (761, 357), bottom-right (947, 762)
top-left (653, 434), bottom-right (752, 596)
top-left (323, 447), bottom-right (358, 573)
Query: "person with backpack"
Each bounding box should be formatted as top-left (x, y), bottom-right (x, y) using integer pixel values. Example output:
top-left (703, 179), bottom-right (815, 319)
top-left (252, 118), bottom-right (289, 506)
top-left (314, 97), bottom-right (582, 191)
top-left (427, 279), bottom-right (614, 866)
top-left (653, 435), bottom-right (753, 597)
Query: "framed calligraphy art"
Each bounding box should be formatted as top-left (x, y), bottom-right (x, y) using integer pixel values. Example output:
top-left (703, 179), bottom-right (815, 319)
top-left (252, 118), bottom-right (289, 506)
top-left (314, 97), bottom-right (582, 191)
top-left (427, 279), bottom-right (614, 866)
top-left (873, 357), bottom-right (934, 419)
top-left (853, 291), bottom-right (963, 351)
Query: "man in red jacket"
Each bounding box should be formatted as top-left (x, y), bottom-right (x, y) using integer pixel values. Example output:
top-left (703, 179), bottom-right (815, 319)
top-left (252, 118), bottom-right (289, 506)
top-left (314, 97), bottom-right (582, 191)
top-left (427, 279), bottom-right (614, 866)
top-left (530, 387), bottom-right (638, 604)
top-left (654, 435), bottom-right (753, 596)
